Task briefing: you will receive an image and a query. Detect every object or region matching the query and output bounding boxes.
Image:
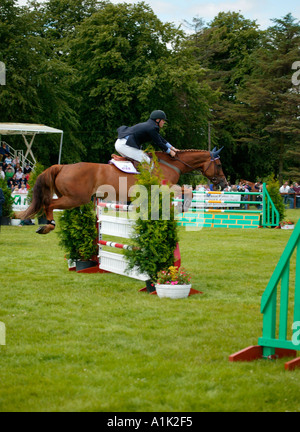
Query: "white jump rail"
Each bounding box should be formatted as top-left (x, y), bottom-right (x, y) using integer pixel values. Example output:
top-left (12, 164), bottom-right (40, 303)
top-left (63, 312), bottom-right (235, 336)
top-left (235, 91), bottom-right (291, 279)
top-left (97, 203), bottom-right (148, 281)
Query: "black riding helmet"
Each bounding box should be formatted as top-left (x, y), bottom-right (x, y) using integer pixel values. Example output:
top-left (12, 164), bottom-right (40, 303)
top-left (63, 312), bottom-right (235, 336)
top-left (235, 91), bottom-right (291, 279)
top-left (150, 110), bottom-right (168, 122)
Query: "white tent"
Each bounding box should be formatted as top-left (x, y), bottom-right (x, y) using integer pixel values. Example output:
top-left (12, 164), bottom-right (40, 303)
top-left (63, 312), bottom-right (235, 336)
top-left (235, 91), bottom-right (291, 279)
top-left (0, 122), bottom-right (64, 165)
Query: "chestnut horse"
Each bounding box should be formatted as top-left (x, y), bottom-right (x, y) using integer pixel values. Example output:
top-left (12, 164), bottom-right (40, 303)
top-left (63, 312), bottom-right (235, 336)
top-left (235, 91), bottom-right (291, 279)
top-left (20, 149), bottom-right (227, 234)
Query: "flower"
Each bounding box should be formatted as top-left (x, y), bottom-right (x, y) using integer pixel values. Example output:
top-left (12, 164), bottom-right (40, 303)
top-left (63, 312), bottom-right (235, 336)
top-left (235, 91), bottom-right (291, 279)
top-left (280, 220), bottom-right (295, 226)
top-left (156, 266), bottom-right (192, 285)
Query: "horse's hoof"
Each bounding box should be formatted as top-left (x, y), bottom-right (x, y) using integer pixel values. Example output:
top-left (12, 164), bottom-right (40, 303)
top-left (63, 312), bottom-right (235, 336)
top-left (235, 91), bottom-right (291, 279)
top-left (36, 223), bottom-right (55, 234)
top-left (36, 226), bottom-right (47, 234)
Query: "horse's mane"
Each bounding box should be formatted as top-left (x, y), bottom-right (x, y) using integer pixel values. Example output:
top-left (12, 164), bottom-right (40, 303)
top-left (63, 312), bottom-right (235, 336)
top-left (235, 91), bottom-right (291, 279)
top-left (155, 149), bottom-right (207, 157)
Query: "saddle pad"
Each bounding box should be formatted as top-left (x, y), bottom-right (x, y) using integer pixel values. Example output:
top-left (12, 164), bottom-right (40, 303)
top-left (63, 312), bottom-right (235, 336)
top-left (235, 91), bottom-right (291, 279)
top-left (109, 159), bottom-right (139, 174)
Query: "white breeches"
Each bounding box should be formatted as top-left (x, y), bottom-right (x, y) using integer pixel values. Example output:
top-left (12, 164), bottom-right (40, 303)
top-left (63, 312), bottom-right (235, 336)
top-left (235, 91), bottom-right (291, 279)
top-left (115, 139), bottom-right (151, 164)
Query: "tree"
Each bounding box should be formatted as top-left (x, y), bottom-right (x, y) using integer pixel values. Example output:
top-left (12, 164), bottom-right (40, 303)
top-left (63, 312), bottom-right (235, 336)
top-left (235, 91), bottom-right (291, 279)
top-left (67, 2), bottom-right (217, 162)
top-left (0, 0), bottom-right (80, 166)
top-left (236, 14), bottom-right (300, 183)
top-left (185, 11), bottom-right (263, 181)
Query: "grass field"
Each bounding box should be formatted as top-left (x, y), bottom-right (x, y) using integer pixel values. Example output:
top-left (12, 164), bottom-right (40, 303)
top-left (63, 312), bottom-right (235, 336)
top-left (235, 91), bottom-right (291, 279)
top-left (0, 209), bottom-right (299, 412)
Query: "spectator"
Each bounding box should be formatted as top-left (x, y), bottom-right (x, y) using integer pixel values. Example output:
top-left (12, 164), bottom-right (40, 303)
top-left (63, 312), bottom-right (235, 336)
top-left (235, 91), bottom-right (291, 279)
top-left (14, 162), bottom-right (22, 172)
top-left (7, 174), bottom-right (18, 191)
top-left (12, 156), bottom-right (21, 167)
top-left (287, 183), bottom-right (296, 209)
top-left (254, 181), bottom-right (262, 191)
top-left (0, 166), bottom-right (5, 180)
top-left (238, 182), bottom-right (250, 209)
top-left (0, 186), bottom-right (5, 229)
top-left (4, 155), bottom-right (13, 167)
top-left (18, 174), bottom-right (28, 188)
top-left (280, 181), bottom-right (290, 193)
top-left (228, 185), bottom-right (238, 209)
top-left (5, 166), bottom-right (14, 182)
top-left (0, 142), bottom-right (9, 163)
top-left (24, 164), bottom-right (32, 175)
top-left (279, 181), bottom-right (292, 206)
top-left (19, 183), bottom-right (28, 194)
top-left (5, 163), bottom-right (15, 175)
top-left (293, 182), bottom-right (300, 209)
top-left (15, 167), bottom-right (24, 181)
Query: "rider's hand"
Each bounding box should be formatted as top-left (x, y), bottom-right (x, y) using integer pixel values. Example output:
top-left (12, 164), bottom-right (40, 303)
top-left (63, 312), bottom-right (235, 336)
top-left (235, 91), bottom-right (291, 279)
top-left (170, 150), bottom-right (176, 157)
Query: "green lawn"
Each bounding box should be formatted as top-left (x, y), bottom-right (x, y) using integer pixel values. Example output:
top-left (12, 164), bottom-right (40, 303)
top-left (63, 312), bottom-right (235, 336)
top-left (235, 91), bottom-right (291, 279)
top-left (0, 209), bottom-right (299, 412)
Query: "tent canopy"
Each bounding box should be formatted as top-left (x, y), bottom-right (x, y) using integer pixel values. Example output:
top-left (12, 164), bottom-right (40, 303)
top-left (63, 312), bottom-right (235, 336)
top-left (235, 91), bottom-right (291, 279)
top-left (0, 122), bottom-right (64, 164)
top-left (0, 123), bottom-right (63, 135)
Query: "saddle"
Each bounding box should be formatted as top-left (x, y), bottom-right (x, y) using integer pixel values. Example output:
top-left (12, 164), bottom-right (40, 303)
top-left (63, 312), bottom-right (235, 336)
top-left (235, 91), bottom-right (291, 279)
top-left (109, 154), bottom-right (140, 174)
top-left (111, 154), bottom-right (139, 168)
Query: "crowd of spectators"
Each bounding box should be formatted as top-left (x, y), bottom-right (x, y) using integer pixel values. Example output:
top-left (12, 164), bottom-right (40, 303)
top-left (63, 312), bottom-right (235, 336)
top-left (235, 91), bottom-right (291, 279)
top-left (0, 142), bottom-right (32, 193)
top-left (195, 181), bottom-right (262, 193)
top-left (192, 180), bottom-right (265, 210)
top-left (279, 181), bottom-right (300, 208)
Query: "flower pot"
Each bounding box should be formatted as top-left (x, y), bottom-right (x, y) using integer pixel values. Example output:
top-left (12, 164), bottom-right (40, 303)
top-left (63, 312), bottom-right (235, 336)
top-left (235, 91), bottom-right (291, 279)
top-left (11, 219), bottom-right (21, 226)
top-left (155, 284), bottom-right (191, 299)
top-left (281, 225), bottom-right (295, 230)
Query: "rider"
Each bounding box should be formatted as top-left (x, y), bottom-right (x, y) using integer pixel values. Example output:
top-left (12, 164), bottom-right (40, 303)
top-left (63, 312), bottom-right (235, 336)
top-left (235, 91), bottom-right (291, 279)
top-left (115, 110), bottom-right (178, 164)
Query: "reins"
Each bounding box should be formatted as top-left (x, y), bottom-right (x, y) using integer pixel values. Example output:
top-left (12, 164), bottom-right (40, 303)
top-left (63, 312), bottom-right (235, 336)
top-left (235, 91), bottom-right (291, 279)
top-left (171, 154), bottom-right (220, 178)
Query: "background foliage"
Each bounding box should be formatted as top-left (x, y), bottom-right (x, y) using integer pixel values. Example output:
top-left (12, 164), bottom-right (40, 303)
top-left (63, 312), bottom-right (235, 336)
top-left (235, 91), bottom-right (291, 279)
top-left (0, 178), bottom-right (14, 217)
top-left (0, 0), bottom-right (299, 182)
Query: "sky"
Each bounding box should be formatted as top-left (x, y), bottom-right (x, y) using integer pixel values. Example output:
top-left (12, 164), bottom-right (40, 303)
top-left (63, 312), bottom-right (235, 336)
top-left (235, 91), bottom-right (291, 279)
top-left (16, 0), bottom-right (300, 30)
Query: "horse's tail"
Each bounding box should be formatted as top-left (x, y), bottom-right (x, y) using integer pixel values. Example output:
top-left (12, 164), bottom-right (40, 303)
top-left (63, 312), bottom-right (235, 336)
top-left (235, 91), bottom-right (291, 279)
top-left (20, 165), bottom-right (63, 220)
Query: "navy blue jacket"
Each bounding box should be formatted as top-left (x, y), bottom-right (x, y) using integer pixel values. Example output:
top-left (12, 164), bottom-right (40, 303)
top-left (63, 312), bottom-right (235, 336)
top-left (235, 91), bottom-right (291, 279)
top-left (117, 119), bottom-right (169, 152)
top-left (0, 188), bottom-right (5, 217)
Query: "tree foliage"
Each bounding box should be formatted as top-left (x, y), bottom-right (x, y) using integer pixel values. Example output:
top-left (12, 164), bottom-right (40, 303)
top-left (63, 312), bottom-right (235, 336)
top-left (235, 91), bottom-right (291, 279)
top-left (0, 2), bottom-right (299, 183)
top-left (235, 14), bottom-right (300, 183)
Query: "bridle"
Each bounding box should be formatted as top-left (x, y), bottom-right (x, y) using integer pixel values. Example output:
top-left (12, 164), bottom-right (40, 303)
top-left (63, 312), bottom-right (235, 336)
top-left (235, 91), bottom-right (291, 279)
top-left (170, 154), bottom-right (224, 184)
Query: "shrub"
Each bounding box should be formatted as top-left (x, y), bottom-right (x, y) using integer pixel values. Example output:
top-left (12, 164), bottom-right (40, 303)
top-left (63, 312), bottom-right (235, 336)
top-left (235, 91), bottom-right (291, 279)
top-left (266, 175), bottom-right (286, 222)
top-left (0, 178), bottom-right (14, 218)
top-left (57, 202), bottom-right (98, 261)
top-left (124, 153), bottom-right (179, 282)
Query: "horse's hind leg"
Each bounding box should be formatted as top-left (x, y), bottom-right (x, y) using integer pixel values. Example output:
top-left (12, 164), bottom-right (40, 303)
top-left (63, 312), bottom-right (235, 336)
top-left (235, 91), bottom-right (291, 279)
top-left (36, 209), bottom-right (57, 235)
top-left (36, 195), bottom-right (85, 235)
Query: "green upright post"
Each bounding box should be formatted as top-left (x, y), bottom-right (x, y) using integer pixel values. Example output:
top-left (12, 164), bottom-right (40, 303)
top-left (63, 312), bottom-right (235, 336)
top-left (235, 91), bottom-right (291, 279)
top-left (262, 183), bottom-right (266, 228)
top-left (230, 221), bottom-right (300, 369)
top-left (261, 288), bottom-right (277, 358)
top-left (293, 238), bottom-right (300, 333)
top-left (278, 263), bottom-right (290, 341)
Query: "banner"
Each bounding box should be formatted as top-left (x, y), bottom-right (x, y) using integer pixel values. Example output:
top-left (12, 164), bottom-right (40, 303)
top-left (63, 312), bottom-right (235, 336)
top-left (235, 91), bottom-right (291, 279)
top-left (192, 192), bottom-right (242, 208)
top-left (12, 192), bottom-right (29, 212)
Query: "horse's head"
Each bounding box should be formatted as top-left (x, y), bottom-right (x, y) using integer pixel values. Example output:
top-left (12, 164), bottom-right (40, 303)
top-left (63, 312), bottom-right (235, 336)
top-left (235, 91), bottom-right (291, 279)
top-left (156, 148), bottom-right (228, 189)
top-left (202, 147), bottom-right (228, 190)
